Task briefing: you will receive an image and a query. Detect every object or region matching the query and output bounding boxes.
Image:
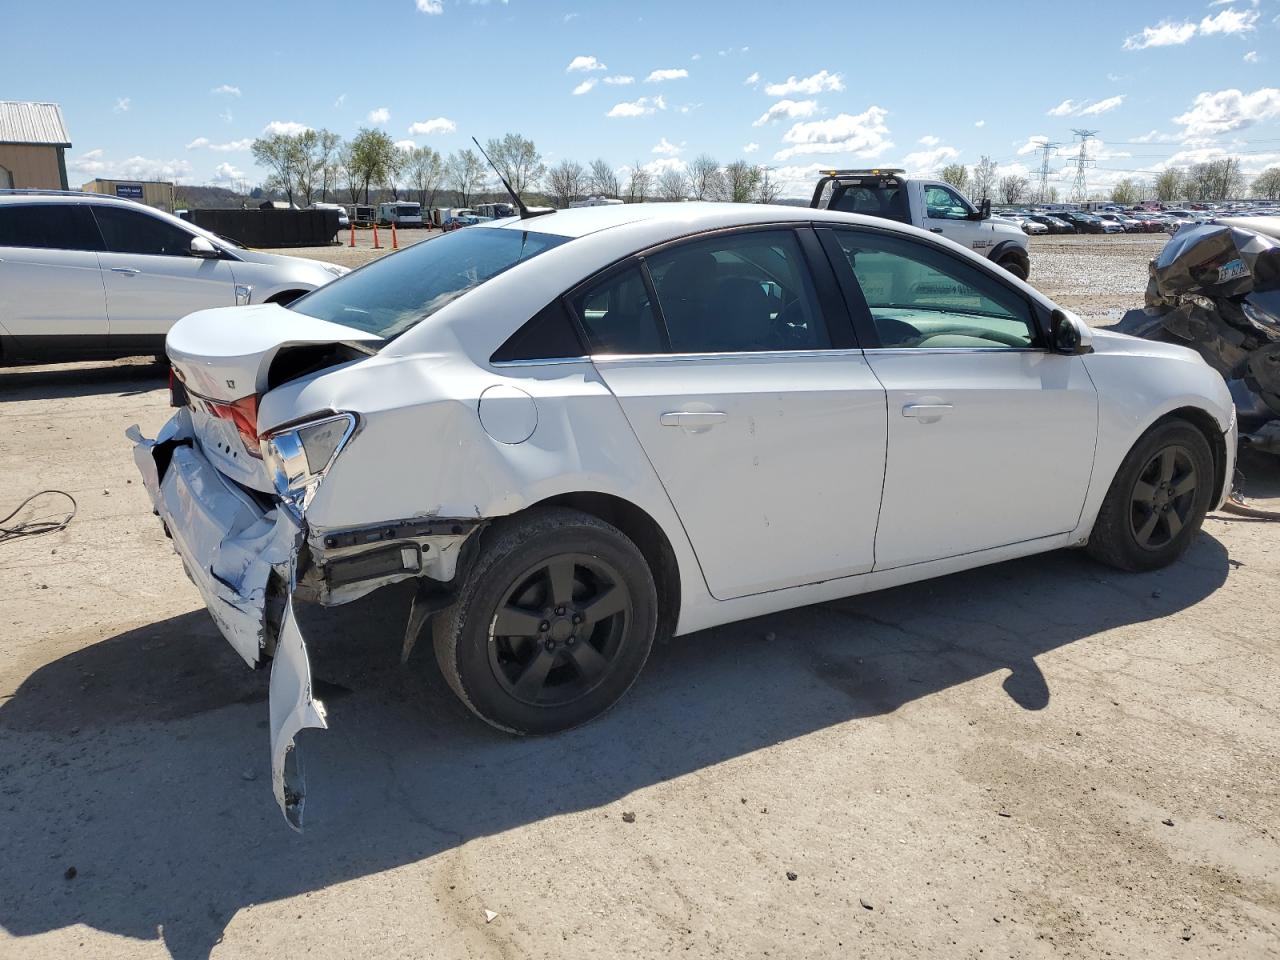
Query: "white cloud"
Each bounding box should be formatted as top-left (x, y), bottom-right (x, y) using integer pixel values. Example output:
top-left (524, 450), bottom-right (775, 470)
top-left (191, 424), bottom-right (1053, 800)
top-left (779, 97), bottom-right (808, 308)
top-left (774, 106), bottom-right (892, 161)
top-left (763, 70), bottom-right (844, 97)
top-left (607, 95), bottom-right (665, 118)
top-left (188, 137), bottom-right (252, 152)
top-left (642, 156), bottom-right (687, 176)
top-left (1016, 135), bottom-right (1050, 156)
top-left (691, 53), bottom-right (701, 61)
top-left (573, 78), bottom-right (597, 95)
top-left (113, 97), bottom-right (131, 113)
top-left (416, 0), bottom-right (443, 13)
top-left (118, 155), bottom-right (192, 182)
top-left (1123, 20), bottom-right (1197, 49)
top-left (974, 119), bottom-right (986, 127)
top-left (219, 109), bottom-right (233, 123)
top-left (368, 107), bottom-right (390, 124)
top-left (1079, 95), bottom-right (1126, 116)
top-left (1244, 50), bottom-right (1258, 63)
top-left (186, 137), bottom-right (210, 150)
top-left (68, 149), bottom-right (106, 175)
top-left (567, 55), bottom-right (606, 72)
top-left (408, 116), bottom-right (456, 135)
top-left (562, 11), bottom-right (578, 21)
top-left (753, 98), bottom-right (818, 126)
top-left (744, 71), bottom-right (760, 86)
top-left (677, 102), bottom-right (701, 114)
top-left (1123, 9), bottom-right (1256, 50)
top-left (918, 134), bottom-right (941, 147)
top-left (211, 162), bottom-right (244, 184)
top-left (1173, 86), bottom-right (1280, 137)
top-left (900, 145), bottom-right (960, 177)
top-left (1199, 8), bottom-right (1258, 35)
top-left (263, 120), bottom-right (310, 136)
top-left (646, 68), bottom-right (688, 82)
top-left (211, 84), bottom-right (241, 97)
top-left (651, 137), bottom-right (683, 155)
top-left (394, 139), bottom-right (416, 151)
top-left (742, 142), bottom-right (759, 154)
top-left (334, 93), bottom-right (346, 108)
top-left (603, 75), bottom-right (634, 85)
top-left (1048, 95), bottom-right (1126, 118)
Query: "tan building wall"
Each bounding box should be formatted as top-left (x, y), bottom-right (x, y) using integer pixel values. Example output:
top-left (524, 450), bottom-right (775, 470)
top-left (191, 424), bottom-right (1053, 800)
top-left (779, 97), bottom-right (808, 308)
top-left (0, 143), bottom-right (66, 189)
top-left (81, 179), bottom-right (176, 212)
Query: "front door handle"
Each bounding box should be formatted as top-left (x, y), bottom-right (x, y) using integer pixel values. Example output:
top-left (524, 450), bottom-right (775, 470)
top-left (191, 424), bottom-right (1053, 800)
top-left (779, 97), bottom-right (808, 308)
top-left (111, 267), bottom-right (140, 276)
top-left (902, 403), bottom-right (953, 419)
top-left (929, 227), bottom-right (944, 234)
top-left (660, 411), bottom-right (728, 428)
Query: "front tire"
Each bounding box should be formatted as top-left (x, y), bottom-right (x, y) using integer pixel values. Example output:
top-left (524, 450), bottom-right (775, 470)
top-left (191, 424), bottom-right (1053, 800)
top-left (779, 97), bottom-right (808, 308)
top-left (1087, 419), bottom-right (1215, 572)
top-left (997, 250), bottom-right (1030, 281)
top-left (433, 508), bottom-right (657, 735)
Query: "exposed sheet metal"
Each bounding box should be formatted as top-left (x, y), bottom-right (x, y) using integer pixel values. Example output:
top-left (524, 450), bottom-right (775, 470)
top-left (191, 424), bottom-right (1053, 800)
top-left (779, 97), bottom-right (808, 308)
top-left (269, 598), bottom-right (328, 829)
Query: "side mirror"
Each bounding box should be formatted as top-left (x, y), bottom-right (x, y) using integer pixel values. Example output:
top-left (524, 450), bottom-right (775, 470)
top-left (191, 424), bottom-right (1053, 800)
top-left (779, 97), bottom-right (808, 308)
top-left (971, 198), bottom-right (991, 221)
top-left (1049, 309), bottom-right (1091, 355)
top-left (190, 236), bottom-right (219, 259)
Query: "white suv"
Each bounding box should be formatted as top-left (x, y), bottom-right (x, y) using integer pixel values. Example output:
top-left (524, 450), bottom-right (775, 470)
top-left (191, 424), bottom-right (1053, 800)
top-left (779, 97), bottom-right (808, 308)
top-left (0, 191), bottom-right (348, 364)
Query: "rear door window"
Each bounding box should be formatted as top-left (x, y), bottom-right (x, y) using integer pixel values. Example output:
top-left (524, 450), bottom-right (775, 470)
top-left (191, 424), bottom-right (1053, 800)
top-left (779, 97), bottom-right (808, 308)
top-left (0, 203), bottom-right (104, 251)
top-left (570, 264), bottom-right (666, 355)
top-left (91, 205), bottom-right (199, 256)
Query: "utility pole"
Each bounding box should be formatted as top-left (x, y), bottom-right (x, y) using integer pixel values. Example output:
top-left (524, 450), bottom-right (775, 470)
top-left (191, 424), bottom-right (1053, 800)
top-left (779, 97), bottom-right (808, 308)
top-left (1066, 129), bottom-right (1098, 203)
top-left (1036, 140), bottom-right (1061, 204)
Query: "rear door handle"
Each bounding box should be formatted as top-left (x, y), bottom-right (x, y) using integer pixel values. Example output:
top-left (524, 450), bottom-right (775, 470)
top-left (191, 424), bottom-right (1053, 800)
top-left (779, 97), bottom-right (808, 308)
top-left (929, 227), bottom-right (944, 233)
top-left (660, 411), bottom-right (728, 428)
top-left (111, 267), bottom-right (140, 276)
top-left (902, 403), bottom-right (953, 418)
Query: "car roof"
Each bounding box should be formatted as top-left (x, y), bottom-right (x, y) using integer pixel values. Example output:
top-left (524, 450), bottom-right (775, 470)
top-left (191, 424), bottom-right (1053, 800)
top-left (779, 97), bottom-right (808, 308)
top-left (486, 201), bottom-right (868, 240)
top-left (0, 191), bottom-right (140, 206)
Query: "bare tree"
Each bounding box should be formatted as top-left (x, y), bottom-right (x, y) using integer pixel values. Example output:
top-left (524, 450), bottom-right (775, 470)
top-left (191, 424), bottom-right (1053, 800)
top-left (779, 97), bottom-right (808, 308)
top-left (339, 143), bottom-right (362, 204)
top-left (687, 154), bottom-right (724, 200)
top-left (588, 158), bottom-right (620, 198)
top-left (406, 145), bottom-right (444, 208)
top-left (998, 174), bottom-right (1029, 205)
top-left (446, 149), bottom-right (486, 207)
top-left (657, 168), bottom-right (687, 201)
top-left (624, 162), bottom-right (651, 203)
top-left (722, 160), bottom-right (761, 202)
top-left (314, 130), bottom-right (342, 202)
top-left (1253, 166), bottom-right (1280, 200)
top-left (483, 133), bottom-right (545, 199)
top-left (1110, 178), bottom-right (1139, 205)
top-left (1153, 169), bottom-right (1184, 202)
top-left (546, 159), bottom-right (585, 208)
top-left (970, 156), bottom-right (998, 202)
top-left (755, 166), bottom-right (782, 204)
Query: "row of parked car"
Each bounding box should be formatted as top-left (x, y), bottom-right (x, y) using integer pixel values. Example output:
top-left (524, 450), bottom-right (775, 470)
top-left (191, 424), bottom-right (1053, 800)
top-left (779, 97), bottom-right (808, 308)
top-left (1003, 204), bottom-right (1280, 237)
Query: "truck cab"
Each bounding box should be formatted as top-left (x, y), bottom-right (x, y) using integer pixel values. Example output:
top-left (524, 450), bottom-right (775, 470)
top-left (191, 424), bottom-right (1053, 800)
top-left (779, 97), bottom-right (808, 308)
top-left (810, 169), bottom-right (1031, 280)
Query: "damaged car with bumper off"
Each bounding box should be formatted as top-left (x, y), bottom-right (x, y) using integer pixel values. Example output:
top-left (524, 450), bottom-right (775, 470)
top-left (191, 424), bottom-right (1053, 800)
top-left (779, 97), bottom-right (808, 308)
top-left (130, 202), bottom-right (1237, 827)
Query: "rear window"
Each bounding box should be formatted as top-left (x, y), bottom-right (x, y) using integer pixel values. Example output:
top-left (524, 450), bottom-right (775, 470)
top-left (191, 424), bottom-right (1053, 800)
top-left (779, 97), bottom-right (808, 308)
top-left (290, 226), bottom-right (567, 339)
top-left (827, 178), bottom-right (911, 223)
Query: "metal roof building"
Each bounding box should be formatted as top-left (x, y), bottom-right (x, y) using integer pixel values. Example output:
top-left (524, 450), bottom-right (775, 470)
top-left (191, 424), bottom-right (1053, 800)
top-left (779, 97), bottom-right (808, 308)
top-left (0, 101), bottom-right (72, 189)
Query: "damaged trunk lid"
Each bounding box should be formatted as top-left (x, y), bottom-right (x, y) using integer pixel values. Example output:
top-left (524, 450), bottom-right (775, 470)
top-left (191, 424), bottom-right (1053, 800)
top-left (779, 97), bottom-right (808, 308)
top-left (166, 303), bottom-right (383, 491)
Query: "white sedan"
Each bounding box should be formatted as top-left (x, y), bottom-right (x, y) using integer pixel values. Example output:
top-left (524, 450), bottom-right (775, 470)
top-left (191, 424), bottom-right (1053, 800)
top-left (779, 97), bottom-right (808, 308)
top-left (130, 202), bottom-right (1236, 826)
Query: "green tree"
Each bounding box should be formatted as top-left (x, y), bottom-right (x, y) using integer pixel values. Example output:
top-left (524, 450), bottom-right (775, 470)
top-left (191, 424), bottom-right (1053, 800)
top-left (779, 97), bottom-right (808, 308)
top-left (1153, 169), bottom-right (1184, 202)
top-left (251, 132), bottom-right (306, 206)
top-left (939, 163), bottom-right (969, 194)
top-left (722, 160), bottom-right (761, 202)
top-left (1252, 166), bottom-right (1280, 201)
top-left (1111, 178), bottom-right (1139, 205)
top-left (483, 133), bottom-right (545, 199)
top-left (347, 127), bottom-right (398, 204)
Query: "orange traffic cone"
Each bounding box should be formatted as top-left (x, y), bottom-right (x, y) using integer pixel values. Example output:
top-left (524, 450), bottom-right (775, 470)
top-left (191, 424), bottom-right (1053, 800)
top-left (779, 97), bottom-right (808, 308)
top-left (392, 221), bottom-right (398, 249)
top-left (349, 223), bottom-right (355, 247)
top-left (372, 223), bottom-right (381, 249)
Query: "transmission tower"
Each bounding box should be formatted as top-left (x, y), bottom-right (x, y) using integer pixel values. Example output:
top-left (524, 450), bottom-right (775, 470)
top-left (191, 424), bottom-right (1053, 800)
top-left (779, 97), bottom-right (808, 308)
top-left (1066, 129), bottom-right (1099, 203)
top-left (1036, 140), bottom-right (1061, 204)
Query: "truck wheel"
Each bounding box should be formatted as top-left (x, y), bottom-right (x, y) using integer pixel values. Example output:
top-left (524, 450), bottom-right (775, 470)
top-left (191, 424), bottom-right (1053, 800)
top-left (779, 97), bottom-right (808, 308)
top-left (434, 507), bottom-right (657, 735)
top-left (997, 251), bottom-right (1030, 281)
top-left (1086, 419), bottom-right (1214, 572)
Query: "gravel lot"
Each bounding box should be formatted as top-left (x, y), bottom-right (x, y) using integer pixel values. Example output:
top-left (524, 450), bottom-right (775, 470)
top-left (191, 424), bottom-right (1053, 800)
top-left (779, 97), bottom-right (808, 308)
top-left (1, 233), bottom-right (1277, 960)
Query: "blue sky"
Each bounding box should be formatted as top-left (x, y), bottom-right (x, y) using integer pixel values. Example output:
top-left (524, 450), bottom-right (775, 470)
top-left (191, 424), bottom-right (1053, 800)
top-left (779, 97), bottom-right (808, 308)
top-left (3, 0), bottom-right (1278, 197)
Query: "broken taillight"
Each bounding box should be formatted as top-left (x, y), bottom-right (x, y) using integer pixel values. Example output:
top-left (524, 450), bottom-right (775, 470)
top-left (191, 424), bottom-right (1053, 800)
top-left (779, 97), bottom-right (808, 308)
top-left (207, 394), bottom-right (262, 458)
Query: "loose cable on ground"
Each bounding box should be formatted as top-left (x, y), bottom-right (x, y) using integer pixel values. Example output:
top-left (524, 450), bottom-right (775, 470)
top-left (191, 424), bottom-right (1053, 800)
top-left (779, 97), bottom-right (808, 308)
top-left (0, 490), bottom-right (78, 541)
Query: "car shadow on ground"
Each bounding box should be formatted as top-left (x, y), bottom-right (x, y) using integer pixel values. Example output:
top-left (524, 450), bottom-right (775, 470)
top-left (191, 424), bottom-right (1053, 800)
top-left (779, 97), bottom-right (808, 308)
top-left (0, 534), bottom-right (1232, 959)
top-left (0, 358), bottom-right (165, 402)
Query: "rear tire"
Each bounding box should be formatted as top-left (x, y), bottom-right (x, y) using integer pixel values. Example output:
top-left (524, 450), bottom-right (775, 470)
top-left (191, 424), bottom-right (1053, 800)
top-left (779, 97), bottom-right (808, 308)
top-left (1086, 419), bottom-right (1215, 572)
top-left (433, 507), bottom-right (657, 735)
top-left (997, 251), bottom-right (1030, 281)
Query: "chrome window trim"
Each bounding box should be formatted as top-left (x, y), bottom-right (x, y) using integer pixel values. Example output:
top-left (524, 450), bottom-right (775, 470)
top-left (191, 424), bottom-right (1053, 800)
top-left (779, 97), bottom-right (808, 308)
top-left (588, 347), bottom-right (870, 364)
top-left (490, 356), bottom-right (591, 368)
top-left (862, 346), bottom-right (1047, 356)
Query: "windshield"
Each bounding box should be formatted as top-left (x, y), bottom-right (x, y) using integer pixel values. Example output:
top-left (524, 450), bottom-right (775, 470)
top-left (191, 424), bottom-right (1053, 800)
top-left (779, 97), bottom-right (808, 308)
top-left (289, 227), bottom-right (568, 339)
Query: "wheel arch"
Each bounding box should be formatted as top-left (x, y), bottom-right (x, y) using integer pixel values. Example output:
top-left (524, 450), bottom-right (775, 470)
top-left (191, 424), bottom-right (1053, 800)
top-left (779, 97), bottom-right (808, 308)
top-left (530, 491), bottom-right (681, 642)
top-left (1150, 405), bottom-right (1229, 508)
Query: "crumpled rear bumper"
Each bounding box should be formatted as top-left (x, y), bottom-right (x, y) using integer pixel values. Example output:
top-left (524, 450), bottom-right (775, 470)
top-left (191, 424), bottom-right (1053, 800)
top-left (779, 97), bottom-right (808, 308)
top-left (128, 410), bottom-right (327, 829)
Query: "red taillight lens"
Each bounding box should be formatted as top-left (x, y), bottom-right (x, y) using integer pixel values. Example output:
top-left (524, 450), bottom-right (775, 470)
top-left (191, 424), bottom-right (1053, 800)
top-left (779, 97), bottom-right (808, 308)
top-left (207, 394), bottom-right (262, 459)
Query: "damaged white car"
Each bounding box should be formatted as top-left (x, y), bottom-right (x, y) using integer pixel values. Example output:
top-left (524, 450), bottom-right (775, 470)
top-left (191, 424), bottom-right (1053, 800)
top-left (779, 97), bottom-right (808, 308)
top-left (130, 202), bottom-right (1236, 827)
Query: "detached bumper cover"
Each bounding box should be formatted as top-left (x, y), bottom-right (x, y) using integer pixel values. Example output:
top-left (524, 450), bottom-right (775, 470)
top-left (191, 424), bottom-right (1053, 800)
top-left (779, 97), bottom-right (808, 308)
top-left (128, 410), bottom-right (327, 828)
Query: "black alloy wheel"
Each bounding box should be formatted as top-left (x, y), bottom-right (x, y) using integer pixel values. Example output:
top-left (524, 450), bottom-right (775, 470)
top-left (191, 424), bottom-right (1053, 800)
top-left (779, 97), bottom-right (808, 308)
top-left (487, 553), bottom-right (633, 707)
top-left (1128, 445), bottom-right (1199, 551)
